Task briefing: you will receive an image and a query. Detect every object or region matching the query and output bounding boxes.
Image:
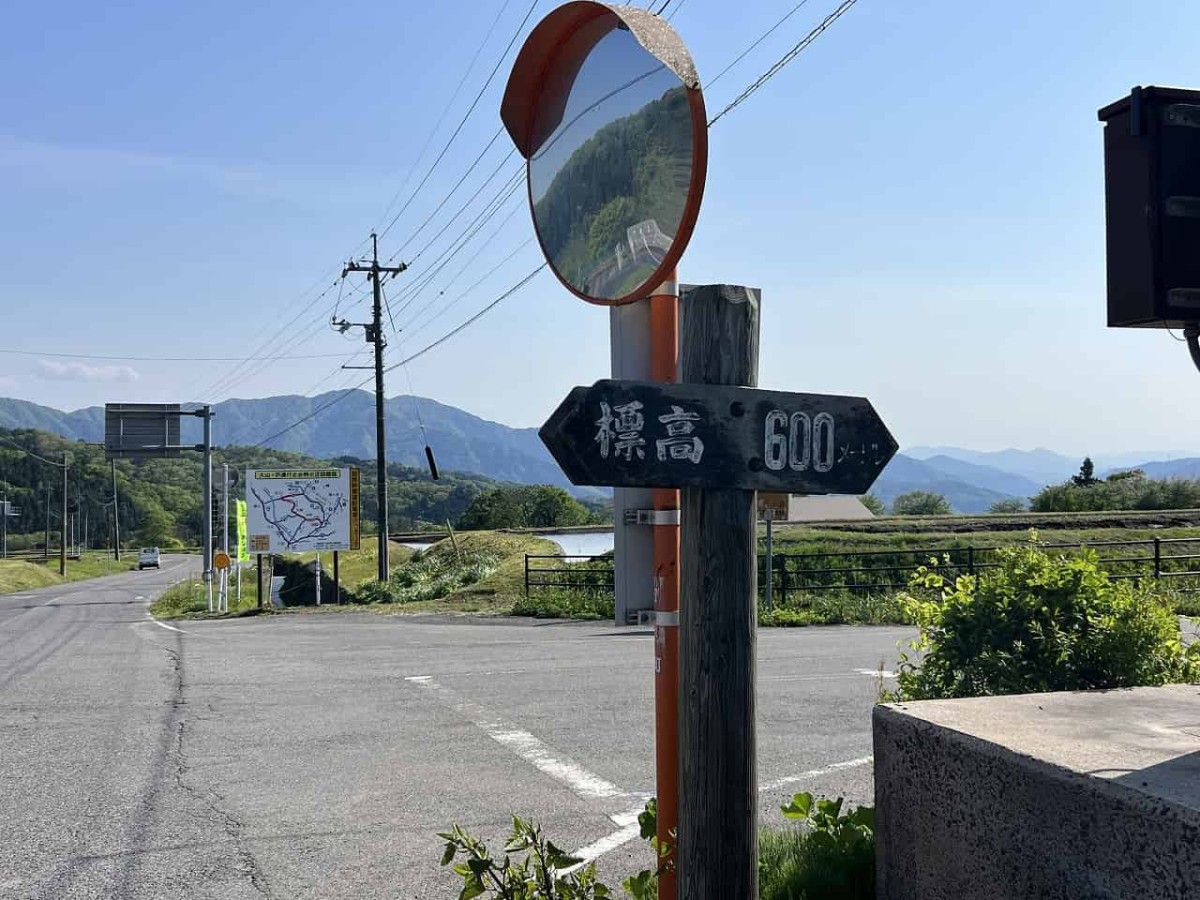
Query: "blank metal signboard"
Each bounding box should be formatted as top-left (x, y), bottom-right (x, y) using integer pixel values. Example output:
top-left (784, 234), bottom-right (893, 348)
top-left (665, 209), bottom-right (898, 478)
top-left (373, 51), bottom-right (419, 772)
top-left (104, 404), bottom-right (182, 459)
top-left (541, 379), bottom-right (898, 494)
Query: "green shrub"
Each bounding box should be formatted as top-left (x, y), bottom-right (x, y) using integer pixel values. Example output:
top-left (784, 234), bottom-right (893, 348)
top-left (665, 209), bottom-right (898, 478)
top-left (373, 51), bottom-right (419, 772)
top-left (512, 590), bottom-right (615, 620)
top-left (760, 793), bottom-right (875, 900)
top-left (759, 591), bottom-right (911, 627)
top-left (352, 551), bottom-right (500, 605)
top-left (892, 537), bottom-right (1200, 701)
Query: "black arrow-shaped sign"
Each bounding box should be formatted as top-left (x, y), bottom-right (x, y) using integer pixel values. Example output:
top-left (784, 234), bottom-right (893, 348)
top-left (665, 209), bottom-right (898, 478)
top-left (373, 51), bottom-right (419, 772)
top-left (540, 380), bottom-right (898, 494)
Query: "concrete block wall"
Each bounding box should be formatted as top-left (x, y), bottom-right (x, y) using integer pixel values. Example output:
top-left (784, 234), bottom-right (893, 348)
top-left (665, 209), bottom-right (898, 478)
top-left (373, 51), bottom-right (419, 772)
top-left (874, 687), bottom-right (1200, 900)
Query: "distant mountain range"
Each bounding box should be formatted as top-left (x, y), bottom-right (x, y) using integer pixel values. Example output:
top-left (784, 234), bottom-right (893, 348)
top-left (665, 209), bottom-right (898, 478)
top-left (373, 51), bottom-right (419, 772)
top-left (0, 393), bottom-right (569, 490)
top-left (4, 395), bottom-right (1199, 515)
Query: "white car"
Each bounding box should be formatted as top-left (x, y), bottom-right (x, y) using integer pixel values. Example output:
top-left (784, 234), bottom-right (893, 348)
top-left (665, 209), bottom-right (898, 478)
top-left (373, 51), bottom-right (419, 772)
top-left (138, 548), bottom-right (161, 570)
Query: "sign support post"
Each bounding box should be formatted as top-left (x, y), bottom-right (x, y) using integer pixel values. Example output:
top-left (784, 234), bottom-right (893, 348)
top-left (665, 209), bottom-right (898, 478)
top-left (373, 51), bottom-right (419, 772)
top-left (111, 460), bottom-right (121, 561)
top-left (334, 551), bottom-right (341, 605)
top-left (59, 456), bottom-right (67, 576)
top-left (256, 554), bottom-right (265, 612)
top-left (201, 405), bottom-right (213, 612)
top-left (678, 284), bottom-right (760, 898)
top-left (649, 275), bottom-right (681, 897)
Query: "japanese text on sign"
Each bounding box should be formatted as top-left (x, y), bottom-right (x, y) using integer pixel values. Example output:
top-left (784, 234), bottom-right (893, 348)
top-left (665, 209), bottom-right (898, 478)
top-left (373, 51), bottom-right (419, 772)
top-left (596, 400), bottom-right (705, 465)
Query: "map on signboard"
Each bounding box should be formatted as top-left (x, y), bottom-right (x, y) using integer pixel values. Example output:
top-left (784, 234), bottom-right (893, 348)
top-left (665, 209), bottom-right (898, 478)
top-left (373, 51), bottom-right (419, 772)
top-left (245, 468), bottom-right (360, 553)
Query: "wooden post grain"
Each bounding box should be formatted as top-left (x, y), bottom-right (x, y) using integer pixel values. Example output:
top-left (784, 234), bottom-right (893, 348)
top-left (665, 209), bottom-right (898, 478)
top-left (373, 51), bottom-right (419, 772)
top-left (678, 284), bottom-right (760, 898)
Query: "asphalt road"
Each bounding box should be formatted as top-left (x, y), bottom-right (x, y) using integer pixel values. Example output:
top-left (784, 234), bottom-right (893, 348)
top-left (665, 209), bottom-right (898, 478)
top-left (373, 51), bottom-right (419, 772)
top-left (0, 557), bottom-right (912, 899)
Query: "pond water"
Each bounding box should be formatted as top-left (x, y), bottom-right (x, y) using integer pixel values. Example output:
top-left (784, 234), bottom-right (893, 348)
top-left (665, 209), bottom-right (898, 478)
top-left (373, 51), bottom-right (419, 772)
top-left (539, 531), bottom-right (615, 558)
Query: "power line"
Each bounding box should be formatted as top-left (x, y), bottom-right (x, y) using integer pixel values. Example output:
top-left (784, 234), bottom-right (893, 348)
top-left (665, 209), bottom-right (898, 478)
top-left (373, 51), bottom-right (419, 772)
top-left (706, 0), bottom-right (815, 88)
top-left (389, 147), bottom-right (520, 272)
top-left (708, 0), bottom-right (861, 127)
top-left (386, 264), bottom-right (547, 372)
top-left (0, 348), bottom-right (366, 363)
top-left (374, 0), bottom-right (517, 233)
top-left (0, 434), bottom-right (66, 469)
top-left (390, 174), bottom-right (525, 321)
top-left (376, 0), bottom-right (541, 245)
top-left (402, 223), bottom-right (533, 339)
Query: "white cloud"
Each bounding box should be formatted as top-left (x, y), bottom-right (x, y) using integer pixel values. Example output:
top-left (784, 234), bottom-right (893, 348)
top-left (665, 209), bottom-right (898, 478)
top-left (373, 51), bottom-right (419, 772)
top-left (0, 376), bottom-right (16, 392)
top-left (35, 359), bottom-right (140, 383)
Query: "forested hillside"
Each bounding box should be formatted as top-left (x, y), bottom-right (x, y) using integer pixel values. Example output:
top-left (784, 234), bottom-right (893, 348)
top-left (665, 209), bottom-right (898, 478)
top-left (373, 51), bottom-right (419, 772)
top-left (0, 427), bottom-right (569, 550)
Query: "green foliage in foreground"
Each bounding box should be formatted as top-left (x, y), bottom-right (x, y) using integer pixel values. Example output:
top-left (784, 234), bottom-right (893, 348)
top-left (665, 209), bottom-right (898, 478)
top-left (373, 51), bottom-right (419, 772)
top-left (891, 537), bottom-right (1200, 701)
top-left (761, 793), bottom-right (875, 900)
top-left (436, 792), bottom-right (875, 899)
top-left (439, 818), bottom-right (611, 899)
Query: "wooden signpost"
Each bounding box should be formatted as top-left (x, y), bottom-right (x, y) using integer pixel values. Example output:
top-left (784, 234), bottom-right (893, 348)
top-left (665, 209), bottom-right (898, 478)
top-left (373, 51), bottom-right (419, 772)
top-left (541, 380), bottom-right (896, 494)
top-left (540, 284), bottom-right (898, 896)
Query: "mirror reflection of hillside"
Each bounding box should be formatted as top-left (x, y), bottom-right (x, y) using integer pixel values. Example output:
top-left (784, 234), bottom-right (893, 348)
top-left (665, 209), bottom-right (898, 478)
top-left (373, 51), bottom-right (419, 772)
top-left (530, 28), bottom-right (694, 301)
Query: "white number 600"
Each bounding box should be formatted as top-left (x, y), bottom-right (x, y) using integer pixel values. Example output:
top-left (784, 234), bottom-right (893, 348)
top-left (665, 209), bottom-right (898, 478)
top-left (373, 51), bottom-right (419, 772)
top-left (764, 410), bottom-right (834, 473)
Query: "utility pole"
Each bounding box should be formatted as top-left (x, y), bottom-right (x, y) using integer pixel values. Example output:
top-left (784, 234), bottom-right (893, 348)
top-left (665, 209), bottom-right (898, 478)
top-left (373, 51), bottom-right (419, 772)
top-left (111, 459), bottom-right (121, 561)
top-left (60, 455), bottom-right (67, 576)
top-left (337, 232), bottom-right (407, 583)
top-left (2, 490), bottom-right (7, 559)
top-left (44, 479), bottom-right (50, 560)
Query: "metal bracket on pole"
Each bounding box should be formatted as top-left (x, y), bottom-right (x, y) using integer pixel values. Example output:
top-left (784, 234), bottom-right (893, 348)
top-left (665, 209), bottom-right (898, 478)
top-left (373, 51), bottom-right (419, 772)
top-left (624, 509), bottom-right (682, 526)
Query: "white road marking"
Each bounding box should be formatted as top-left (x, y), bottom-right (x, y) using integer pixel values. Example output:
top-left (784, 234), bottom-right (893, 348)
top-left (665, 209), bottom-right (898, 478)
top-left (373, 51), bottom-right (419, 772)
top-left (408, 673), bottom-right (874, 874)
top-left (144, 611), bottom-right (186, 634)
top-left (564, 822), bottom-right (643, 873)
top-left (406, 675), bottom-right (626, 800)
top-left (758, 756), bottom-right (874, 794)
top-left (853, 668), bottom-right (896, 678)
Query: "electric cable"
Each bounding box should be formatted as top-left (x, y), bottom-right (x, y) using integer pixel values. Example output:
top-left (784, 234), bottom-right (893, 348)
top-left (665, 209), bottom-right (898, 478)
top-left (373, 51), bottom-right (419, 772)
top-left (708, 0), bottom-right (861, 127)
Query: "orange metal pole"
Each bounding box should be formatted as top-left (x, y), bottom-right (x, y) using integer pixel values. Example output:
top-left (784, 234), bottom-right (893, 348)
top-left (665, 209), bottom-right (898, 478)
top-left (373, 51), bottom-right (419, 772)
top-left (649, 273), bottom-right (680, 900)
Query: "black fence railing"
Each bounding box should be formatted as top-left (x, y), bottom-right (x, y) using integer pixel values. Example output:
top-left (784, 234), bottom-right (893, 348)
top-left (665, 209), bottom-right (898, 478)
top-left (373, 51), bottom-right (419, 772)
top-left (524, 537), bottom-right (1200, 605)
top-left (524, 554), bottom-right (616, 596)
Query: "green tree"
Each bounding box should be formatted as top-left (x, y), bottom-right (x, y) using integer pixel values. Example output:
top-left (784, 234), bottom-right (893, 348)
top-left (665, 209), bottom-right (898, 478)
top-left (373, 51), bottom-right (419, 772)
top-left (134, 501), bottom-right (176, 548)
top-left (891, 491), bottom-right (951, 516)
top-left (1072, 456), bottom-right (1098, 486)
top-left (586, 195), bottom-right (638, 260)
top-left (517, 485), bottom-right (589, 528)
top-left (860, 494), bottom-right (886, 516)
top-left (457, 488), bottom-right (524, 530)
top-left (988, 498), bottom-right (1026, 514)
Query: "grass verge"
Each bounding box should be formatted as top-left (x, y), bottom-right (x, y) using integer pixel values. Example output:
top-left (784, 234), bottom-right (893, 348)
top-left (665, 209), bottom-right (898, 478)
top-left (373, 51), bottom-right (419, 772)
top-left (0, 553), bottom-right (140, 596)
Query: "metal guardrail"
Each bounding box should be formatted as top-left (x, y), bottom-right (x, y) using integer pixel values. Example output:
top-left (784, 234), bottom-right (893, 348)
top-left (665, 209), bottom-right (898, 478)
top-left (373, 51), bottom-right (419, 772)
top-left (524, 537), bottom-right (1200, 603)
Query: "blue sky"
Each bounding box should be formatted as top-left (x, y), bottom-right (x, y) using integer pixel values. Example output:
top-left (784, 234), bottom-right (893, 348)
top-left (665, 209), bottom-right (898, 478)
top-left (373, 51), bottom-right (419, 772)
top-left (2, 0), bottom-right (1199, 455)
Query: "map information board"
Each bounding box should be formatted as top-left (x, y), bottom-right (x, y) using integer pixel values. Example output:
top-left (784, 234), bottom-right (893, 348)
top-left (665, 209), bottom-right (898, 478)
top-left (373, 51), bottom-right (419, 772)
top-left (246, 468), bottom-right (360, 553)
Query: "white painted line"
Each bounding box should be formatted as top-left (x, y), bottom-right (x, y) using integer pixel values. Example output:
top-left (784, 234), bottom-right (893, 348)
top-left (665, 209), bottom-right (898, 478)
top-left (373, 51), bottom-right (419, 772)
top-left (152, 620), bottom-right (186, 634)
top-left (758, 756), bottom-right (874, 794)
top-left (853, 668), bottom-right (896, 678)
top-left (564, 822), bottom-right (642, 873)
top-left (405, 675), bottom-right (626, 800)
top-left (608, 803), bottom-right (649, 829)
